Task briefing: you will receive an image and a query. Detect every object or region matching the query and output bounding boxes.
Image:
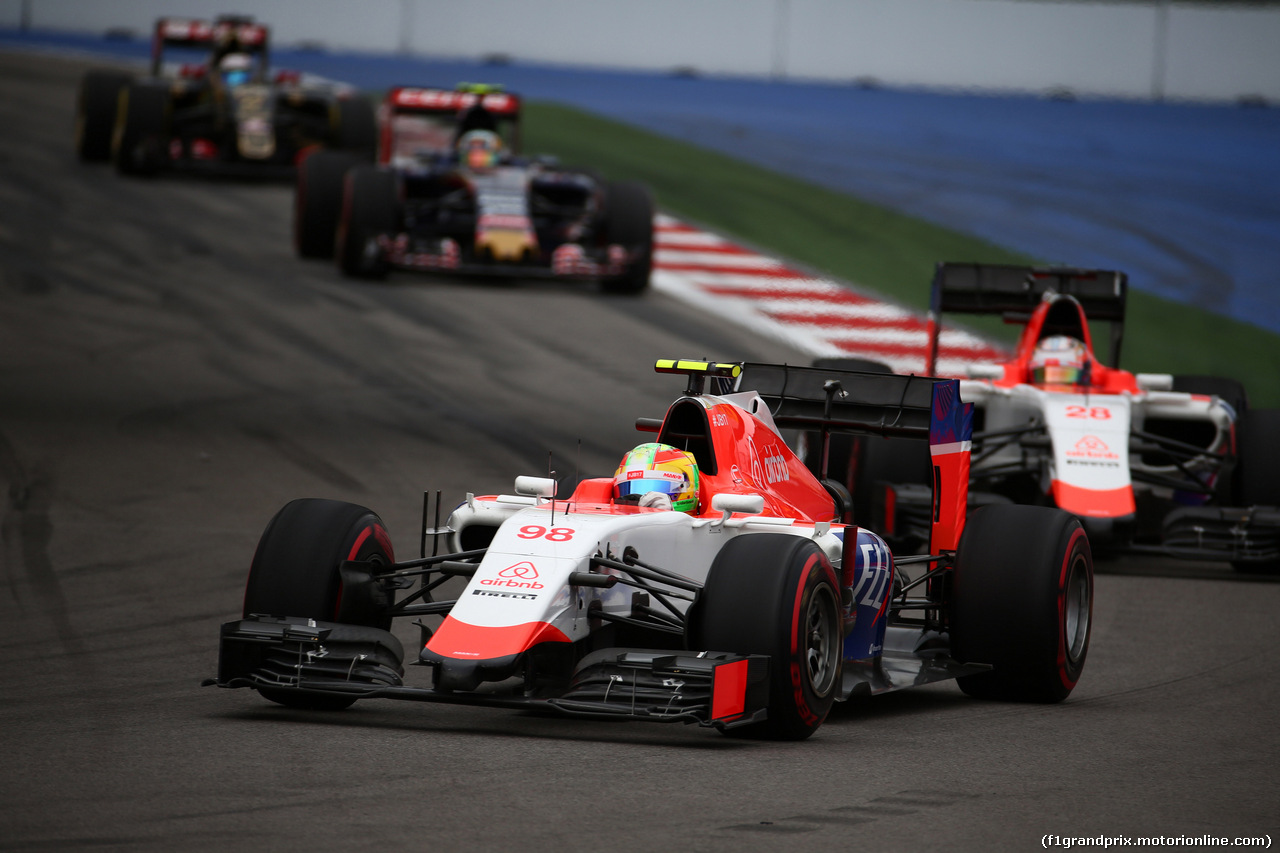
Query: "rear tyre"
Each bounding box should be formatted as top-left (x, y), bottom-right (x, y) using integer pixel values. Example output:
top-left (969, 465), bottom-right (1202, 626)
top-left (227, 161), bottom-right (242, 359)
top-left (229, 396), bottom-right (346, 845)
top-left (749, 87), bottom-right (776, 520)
top-left (1233, 408), bottom-right (1280, 573)
top-left (600, 181), bottom-right (654, 294)
top-left (76, 71), bottom-right (131, 162)
top-left (336, 166), bottom-right (399, 279)
top-left (334, 96), bottom-right (377, 160)
top-left (952, 505), bottom-right (1092, 702)
top-left (243, 498), bottom-right (398, 710)
top-left (112, 83), bottom-right (170, 176)
top-left (295, 150), bottom-right (360, 259)
top-left (691, 534), bottom-right (842, 740)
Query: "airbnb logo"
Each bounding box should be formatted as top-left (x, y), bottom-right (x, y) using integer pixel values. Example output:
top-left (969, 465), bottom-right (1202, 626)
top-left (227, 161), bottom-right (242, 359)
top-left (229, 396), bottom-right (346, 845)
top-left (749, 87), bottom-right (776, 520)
top-left (1066, 434), bottom-right (1118, 460)
top-left (499, 562), bottom-right (539, 579)
top-left (481, 561), bottom-right (544, 589)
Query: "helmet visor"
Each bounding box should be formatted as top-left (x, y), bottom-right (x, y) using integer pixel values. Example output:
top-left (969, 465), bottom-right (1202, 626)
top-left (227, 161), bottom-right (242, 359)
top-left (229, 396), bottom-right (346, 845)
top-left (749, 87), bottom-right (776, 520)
top-left (613, 470), bottom-right (686, 503)
top-left (1033, 365), bottom-right (1081, 385)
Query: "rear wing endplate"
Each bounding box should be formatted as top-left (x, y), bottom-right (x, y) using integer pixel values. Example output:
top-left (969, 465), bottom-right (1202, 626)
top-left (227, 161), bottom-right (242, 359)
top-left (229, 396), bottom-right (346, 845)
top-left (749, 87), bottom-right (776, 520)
top-left (925, 263), bottom-right (1128, 372)
top-left (737, 362), bottom-right (973, 550)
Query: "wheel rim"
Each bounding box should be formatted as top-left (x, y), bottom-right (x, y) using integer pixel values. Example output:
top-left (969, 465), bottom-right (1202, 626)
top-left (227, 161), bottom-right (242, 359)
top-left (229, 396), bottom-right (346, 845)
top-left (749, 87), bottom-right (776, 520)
top-left (1063, 552), bottom-right (1091, 665)
top-left (804, 584), bottom-right (840, 695)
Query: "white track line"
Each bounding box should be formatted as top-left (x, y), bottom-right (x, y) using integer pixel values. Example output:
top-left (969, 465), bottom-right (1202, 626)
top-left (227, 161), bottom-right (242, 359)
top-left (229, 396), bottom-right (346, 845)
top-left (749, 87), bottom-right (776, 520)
top-left (651, 215), bottom-right (1008, 374)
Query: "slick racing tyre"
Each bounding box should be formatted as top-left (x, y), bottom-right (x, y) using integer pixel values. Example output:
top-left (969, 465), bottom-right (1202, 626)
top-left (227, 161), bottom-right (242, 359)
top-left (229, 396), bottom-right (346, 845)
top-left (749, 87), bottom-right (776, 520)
top-left (244, 498), bottom-right (396, 629)
top-left (1232, 408), bottom-right (1280, 573)
top-left (336, 165), bottom-right (399, 279)
top-left (333, 96), bottom-right (377, 161)
top-left (952, 505), bottom-right (1093, 702)
top-left (243, 499), bottom-right (398, 710)
top-left (112, 83), bottom-right (170, 176)
top-left (599, 181), bottom-right (654, 295)
top-left (295, 150), bottom-right (360, 259)
top-left (76, 71), bottom-right (131, 162)
top-left (691, 534), bottom-right (842, 740)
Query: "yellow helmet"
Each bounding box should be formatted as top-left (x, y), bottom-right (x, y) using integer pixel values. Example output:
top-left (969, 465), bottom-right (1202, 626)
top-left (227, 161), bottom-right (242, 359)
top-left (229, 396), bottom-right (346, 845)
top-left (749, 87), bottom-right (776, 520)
top-left (612, 443), bottom-right (700, 513)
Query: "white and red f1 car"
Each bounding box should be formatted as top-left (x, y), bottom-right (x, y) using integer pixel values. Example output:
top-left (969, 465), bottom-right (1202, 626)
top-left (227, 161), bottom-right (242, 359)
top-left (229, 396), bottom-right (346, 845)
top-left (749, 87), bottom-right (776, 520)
top-left (292, 84), bottom-right (654, 293)
top-left (209, 359), bottom-right (1094, 739)
top-left (858, 263), bottom-right (1279, 571)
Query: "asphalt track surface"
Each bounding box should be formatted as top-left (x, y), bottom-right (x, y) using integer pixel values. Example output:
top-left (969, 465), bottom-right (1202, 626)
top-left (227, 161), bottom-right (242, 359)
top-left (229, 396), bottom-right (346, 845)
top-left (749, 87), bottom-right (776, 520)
top-left (9, 28), bottom-right (1280, 333)
top-left (2, 53), bottom-right (1279, 852)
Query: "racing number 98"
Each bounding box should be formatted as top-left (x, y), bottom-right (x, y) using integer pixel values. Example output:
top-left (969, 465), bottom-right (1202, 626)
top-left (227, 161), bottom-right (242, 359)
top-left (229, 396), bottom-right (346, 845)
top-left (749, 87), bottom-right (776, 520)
top-left (517, 526), bottom-right (575, 541)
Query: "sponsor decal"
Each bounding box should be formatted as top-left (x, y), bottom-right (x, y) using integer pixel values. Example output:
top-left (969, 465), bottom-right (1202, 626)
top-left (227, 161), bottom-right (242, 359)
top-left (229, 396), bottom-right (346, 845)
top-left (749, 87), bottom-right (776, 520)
top-left (748, 440), bottom-right (791, 486)
top-left (479, 561), bottom-right (544, 590)
top-left (472, 589), bottom-right (538, 600)
top-left (1066, 435), bottom-right (1119, 460)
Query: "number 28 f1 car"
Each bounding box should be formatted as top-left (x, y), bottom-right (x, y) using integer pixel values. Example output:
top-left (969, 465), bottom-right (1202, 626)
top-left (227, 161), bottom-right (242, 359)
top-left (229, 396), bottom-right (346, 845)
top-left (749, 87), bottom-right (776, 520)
top-left (208, 359), bottom-right (1094, 740)
top-left (857, 263), bottom-right (1280, 571)
top-left (75, 16), bottom-right (375, 177)
top-left (293, 85), bottom-right (655, 293)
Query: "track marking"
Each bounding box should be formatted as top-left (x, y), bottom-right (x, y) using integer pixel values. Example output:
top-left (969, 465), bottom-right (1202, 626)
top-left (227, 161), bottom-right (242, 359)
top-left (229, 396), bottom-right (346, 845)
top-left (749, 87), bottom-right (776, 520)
top-left (651, 214), bottom-right (1009, 374)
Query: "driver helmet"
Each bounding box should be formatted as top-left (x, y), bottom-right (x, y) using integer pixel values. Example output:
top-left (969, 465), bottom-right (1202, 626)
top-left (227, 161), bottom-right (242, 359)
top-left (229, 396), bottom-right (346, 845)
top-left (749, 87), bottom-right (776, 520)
top-left (613, 443), bottom-right (700, 513)
top-left (219, 52), bottom-right (253, 88)
top-left (1030, 335), bottom-right (1090, 386)
top-left (457, 128), bottom-right (502, 172)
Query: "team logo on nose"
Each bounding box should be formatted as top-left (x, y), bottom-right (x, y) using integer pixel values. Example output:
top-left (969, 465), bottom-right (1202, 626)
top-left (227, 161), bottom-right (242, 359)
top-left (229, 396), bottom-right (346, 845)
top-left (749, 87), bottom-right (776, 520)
top-left (499, 562), bottom-right (538, 579)
top-left (482, 561), bottom-right (543, 589)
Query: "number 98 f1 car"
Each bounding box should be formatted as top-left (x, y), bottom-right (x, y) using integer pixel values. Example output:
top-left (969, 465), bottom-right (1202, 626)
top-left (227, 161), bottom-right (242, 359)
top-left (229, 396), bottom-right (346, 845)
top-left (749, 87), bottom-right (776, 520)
top-left (208, 359), bottom-right (1094, 739)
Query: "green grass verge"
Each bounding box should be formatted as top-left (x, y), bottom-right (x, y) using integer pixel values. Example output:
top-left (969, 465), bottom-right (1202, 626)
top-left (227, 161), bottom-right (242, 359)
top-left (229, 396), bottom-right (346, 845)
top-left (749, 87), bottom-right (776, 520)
top-left (524, 100), bottom-right (1280, 407)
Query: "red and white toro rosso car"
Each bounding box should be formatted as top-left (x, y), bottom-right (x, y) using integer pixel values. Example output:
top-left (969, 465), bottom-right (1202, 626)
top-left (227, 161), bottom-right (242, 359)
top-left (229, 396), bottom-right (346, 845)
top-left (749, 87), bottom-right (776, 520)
top-left (873, 263), bottom-right (1280, 570)
top-left (209, 359), bottom-right (1093, 739)
top-left (293, 84), bottom-right (654, 293)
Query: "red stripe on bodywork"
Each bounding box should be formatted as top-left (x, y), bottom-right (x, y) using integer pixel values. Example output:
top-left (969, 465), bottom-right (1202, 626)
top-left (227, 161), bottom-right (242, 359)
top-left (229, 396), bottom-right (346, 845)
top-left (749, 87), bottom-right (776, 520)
top-left (711, 659), bottom-right (749, 720)
top-left (1051, 481), bottom-right (1136, 518)
top-left (426, 617), bottom-right (571, 659)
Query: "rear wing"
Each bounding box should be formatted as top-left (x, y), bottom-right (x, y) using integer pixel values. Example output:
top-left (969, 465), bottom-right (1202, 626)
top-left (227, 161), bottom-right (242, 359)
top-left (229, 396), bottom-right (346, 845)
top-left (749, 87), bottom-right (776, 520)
top-left (380, 86), bottom-right (523, 162)
top-left (150, 16), bottom-right (270, 77)
top-left (737, 362), bottom-right (973, 551)
top-left (925, 263), bottom-right (1128, 373)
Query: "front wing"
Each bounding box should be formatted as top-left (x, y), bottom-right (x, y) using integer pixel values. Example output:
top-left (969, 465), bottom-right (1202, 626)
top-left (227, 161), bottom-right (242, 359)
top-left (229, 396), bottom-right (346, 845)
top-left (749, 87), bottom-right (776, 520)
top-left (206, 616), bottom-right (770, 730)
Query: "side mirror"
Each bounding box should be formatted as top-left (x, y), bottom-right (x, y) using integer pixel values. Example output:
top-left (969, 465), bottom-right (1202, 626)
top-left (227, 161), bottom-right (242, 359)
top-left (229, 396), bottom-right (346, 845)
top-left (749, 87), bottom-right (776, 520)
top-left (514, 476), bottom-right (557, 498)
top-left (1136, 373), bottom-right (1174, 392)
top-left (966, 364), bottom-right (1004, 379)
top-left (711, 493), bottom-right (765, 518)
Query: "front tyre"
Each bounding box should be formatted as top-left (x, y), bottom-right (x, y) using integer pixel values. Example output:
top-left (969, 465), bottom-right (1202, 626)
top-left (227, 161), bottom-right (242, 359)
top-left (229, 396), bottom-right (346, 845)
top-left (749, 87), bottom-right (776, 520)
top-left (599, 181), bottom-right (654, 295)
top-left (244, 498), bottom-right (395, 630)
top-left (1233, 408), bottom-right (1280, 573)
top-left (243, 498), bottom-right (397, 710)
top-left (691, 534), bottom-right (842, 740)
top-left (112, 83), bottom-right (170, 176)
top-left (76, 71), bottom-right (131, 161)
top-left (952, 505), bottom-right (1092, 702)
top-left (336, 166), bottom-right (399, 279)
top-left (295, 150), bottom-right (360, 259)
